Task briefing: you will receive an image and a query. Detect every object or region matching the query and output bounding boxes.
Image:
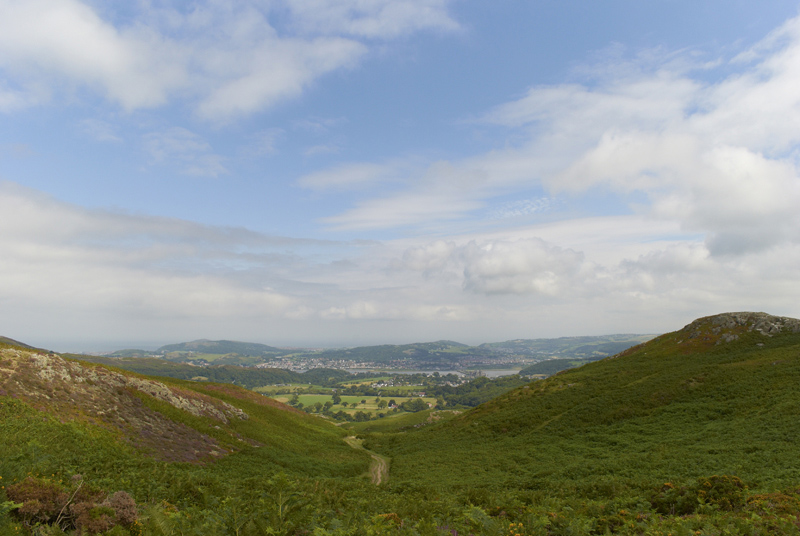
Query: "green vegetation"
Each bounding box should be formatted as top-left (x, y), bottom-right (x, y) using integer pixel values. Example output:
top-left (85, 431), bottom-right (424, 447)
top-left (479, 334), bottom-right (653, 357)
top-left (158, 339), bottom-right (289, 357)
top-left (518, 357), bottom-right (597, 376)
top-left (102, 334), bottom-right (651, 369)
top-left (5, 313), bottom-right (800, 534)
top-left (74, 356), bottom-right (352, 389)
top-left (370, 314), bottom-right (800, 495)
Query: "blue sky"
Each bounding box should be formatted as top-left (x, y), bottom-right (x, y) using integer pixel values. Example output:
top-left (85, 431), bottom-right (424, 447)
top-left (2, 0), bottom-right (800, 351)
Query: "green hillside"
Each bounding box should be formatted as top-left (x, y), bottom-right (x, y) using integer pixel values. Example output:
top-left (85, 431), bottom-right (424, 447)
top-left (5, 314), bottom-right (800, 535)
top-left (0, 342), bottom-right (373, 533)
top-left (158, 339), bottom-right (290, 357)
top-left (518, 357), bottom-right (597, 376)
top-left (480, 333), bottom-right (653, 357)
top-left (371, 312), bottom-right (800, 494)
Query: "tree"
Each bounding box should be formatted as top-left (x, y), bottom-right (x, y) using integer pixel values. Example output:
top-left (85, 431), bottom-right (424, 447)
top-left (378, 399), bottom-right (388, 409)
top-left (401, 398), bottom-right (428, 412)
top-left (332, 393), bottom-right (342, 405)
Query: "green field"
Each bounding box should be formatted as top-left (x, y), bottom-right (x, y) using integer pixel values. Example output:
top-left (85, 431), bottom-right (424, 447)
top-left (270, 393), bottom-right (437, 416)
top-left (345, 408), bottom-right (463, 433)
top-left (254, 383), bottom-right (332, 394)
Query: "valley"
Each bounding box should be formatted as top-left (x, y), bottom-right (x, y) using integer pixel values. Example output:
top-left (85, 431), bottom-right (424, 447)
top-left (2, 312), bottom-right (800, 534)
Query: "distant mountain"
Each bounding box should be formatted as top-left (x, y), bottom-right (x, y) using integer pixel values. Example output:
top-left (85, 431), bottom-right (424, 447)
top-left (314, 340), bottom-right (477, 366)
top-left (0, 336), bottom-right (36, 349)
top-left (157, 339), bottom-right (290, 358)
top-left (0, 336), bottom-right (48, 352)
top-left (74, 356), bottom-right (353, 389)
top-left (370, 312), bottom-right (800, 492)
top-left (480, 333), bottom-right (653, 357)
top-left (104, 348), bottom-right (154, 358)
top-left (108, 335), bottom-right (654, 369)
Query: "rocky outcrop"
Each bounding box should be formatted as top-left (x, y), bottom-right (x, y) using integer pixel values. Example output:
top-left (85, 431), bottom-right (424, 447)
top-left (21, 351), bottom-right (248, 423)
top-left (0, 348), bottom-right (250, 463)
top-left (680, 312), bottom-right (800, 344)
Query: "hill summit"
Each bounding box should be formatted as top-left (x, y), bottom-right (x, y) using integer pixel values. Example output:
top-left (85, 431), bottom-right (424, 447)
top-left (677, 311), bottom-right (800, 344)
top-left (372, 310), bottom-right (800, 492)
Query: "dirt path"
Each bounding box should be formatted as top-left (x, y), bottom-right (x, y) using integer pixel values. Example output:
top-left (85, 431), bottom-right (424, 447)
top-left (344, 436), bottom-right (390, 485)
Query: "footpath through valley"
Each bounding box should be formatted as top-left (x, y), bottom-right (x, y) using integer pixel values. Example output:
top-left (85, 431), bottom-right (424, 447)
top-left (344, 436), bottom-right (389, 485)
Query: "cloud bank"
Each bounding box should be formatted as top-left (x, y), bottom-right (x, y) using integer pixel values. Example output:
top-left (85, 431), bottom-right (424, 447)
top-left (0, 0), bottom-right (458, 119)
top-left (323, 15), bottom-right (800, 260)
top-left (3, 5), bottom-right (800, 348)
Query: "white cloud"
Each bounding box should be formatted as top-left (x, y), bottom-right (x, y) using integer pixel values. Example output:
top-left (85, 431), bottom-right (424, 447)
top-left (194, 35), bottom-right (366, 120)
top-left (298, 162), bottom-right (398, 190)
top-left (143, 127), bottom-right (227, 177)
top-left (488, 197), bottom-right (557, 219)
top-left (324, 190), bottom-right (483, 230)
top-left (459, 239), bottom-right (586, 296)
top-left (402, 240), bottom-right (456, 272)
top-left (0, 183), bottom-right (300, 334)
top-left (79, 118), bottom-right (121, 142)
top-left (0, 82), bottom-right (48, 112)
top-left (304, 144), bottom-right (340, 156)
top-left (397, 237), bottom-right (587, 296)
top-left (283, 0), bottom-right (459, 38)
top-left (241, 128), bottom-right (284, 157)
top-left (3, 180), bottom-right (800, 347)
top-left (0, 0), bottom-right (459, 119)
top-left (0, 0), bottom-right (187, 110)
top-left (317, 14), bottom-right (800, 257)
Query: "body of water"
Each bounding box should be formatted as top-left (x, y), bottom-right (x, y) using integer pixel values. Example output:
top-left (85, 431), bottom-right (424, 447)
top-left (342, 368), bottom-right (521, 378)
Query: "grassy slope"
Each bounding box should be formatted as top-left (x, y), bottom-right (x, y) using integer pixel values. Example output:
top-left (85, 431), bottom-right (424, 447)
top-left (0, 345), bottom-right (370, 499)
top-left (369, 315), bottom-right (800, 494)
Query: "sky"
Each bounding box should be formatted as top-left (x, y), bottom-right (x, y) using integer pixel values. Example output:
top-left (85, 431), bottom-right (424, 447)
top-left (2, 0), bottom-right (800, 351)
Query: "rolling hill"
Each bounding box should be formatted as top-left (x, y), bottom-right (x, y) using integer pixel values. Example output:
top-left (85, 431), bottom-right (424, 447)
top-left (72, 356), bottom-right (353, 388)
top-left (479, 333), bottom-right (654, 357)
top-left (0, 340), bottom-right (369, 480)
top-left (369, 312), bottom-right (800, 495)
top-left (5, 313), bottom-right (800, 534)
top-left (105, 335), bottom-right (651, 369)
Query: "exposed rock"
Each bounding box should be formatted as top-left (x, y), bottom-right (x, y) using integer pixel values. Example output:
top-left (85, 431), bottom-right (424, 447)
top-left (0, 348), bottom-right (250, 462)
top-left (681, 312), bottom-right (800, 344)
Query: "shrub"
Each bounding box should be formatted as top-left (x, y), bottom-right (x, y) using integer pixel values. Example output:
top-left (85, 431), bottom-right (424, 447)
top-left (6, 476), bottom-right (139, 533)
top-left (6, 476), bottom-right (68, 526)
top-left (696, 475), bottom-right (747, 511)
top-left (650, 475), bottom-right (747, 515)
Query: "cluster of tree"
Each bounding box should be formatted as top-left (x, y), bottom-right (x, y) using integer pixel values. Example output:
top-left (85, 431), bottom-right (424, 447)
top-left (517, 358), bottom-right (593, 377)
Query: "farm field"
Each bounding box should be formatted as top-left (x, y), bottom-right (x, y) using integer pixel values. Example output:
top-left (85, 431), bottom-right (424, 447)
top-left (254, 384), bottom-right (333, 395)
top-left (269, 393), bottom-right (437, 416)
top-left (345, 408), bottom-right (463, 433)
